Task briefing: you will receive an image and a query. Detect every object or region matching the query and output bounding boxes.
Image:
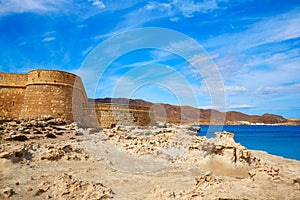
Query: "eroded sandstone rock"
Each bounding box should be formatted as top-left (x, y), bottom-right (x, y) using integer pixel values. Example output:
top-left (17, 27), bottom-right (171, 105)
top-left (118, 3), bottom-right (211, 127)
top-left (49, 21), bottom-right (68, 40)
top-left (1, 187), bottom-right (16, 198)
top-left (201, 131), bottom-right (260, 166)
top-left (33, 173), bottom-right (113, 199)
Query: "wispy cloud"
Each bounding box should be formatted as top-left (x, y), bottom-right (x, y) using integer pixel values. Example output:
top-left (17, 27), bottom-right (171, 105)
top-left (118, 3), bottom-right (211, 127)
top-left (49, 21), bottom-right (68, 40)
top-left (238, 9), bottom-right (300, 50)
top-left (0, 0), bottom-right (68, 16)
top-left (206, 8), bottom-right (300, 51)
top-left (228, 104), bottom-right (255, 109)
top-left (145, 0), bottom-right (221, 18)
top-left (150, 50), bottom-right (175, 61)
top-left (92, 31), bottom-right (123, 41)
top-left (256, 83), bottom-right (300, 97)
top-left (43, 31), bottom-right (56, 36)
top-left (42, 37), bottom-right (56, 42)
top-left (116, 0), bottom-right (225, 30)
top-left (205, 8), bottom-right (300, 91)
top-left (225, 86), bottom-right (247, 92)
top-left (0, 0), bottom-right (138, 18)
top-left (88, 0), bottom-right (105, 9)
top-left (224, 86), bottom-right (247, 96)
top-left (169, 17), bottom-right (180, 22)
top-left (16, 42), bottom-right (28, 46)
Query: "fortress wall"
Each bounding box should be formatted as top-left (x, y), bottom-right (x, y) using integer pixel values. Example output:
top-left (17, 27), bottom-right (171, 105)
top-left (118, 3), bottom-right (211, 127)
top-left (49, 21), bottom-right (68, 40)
top-left (0, 69), bottom-right (153, 128)
top-left (0, 73), bottom-right (27, 119)
top-left (20, 70), bottom-right (88, 121)
top-left (82, 103), bottom-right (153, 128)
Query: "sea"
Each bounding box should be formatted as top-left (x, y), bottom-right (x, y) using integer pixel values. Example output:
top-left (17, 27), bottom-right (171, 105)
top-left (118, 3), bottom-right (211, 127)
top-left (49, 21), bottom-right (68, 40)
top-left (197, 125), bottom-right (300, 161)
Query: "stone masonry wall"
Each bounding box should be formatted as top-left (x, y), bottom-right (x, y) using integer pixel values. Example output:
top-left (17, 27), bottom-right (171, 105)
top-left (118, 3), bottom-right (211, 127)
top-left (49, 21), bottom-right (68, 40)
top-left (0, 73), bottom-right (28, 119)
top-left (83, 103), bottom-right (153, 128)
top-left (0, 69), bottom-right (152, 128)
top-left (20, 70), bottom-right (88, 122)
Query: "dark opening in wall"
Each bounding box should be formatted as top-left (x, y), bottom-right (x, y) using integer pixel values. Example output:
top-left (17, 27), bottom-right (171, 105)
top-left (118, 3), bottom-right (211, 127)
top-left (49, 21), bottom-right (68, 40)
top-left (38, 72), bottom-right (40, 78)
top-left (12, 101), bottom-right (15, 106)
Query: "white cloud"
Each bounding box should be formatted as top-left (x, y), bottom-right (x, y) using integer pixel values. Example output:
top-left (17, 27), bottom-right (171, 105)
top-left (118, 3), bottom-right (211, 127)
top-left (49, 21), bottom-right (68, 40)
top-left (204, 8), bottom-right (300, 103)
top-left (172, 0), bottom-right (219, 17)
top-left (150, 50), bottom-right (175, 61)
top-left (115, 60), bottom-right (159, 69)
top-left (170, 17), bottom-right (180, 22)
top-left (42, 37), bottom-right (56, 42)
top-left (117, 0), bottom-right (225, 30)
top-left (0, 0), bottom-right (138, 18)
top-left (228, 104), bottom-right (255, 109)
top-left (238, 10), bottom-right (300, 50)
top-left (145, 0), bottom-right (220, 18)
top-left (225, 86), bottom-right (247, 92)
top-left (16, 42), bottom-right (28, 46)
top-left (243, 48), bottom-right (300, 70)
top-left (92, 31), bottom-right (123, 41)
top-left (88, 0), bottom-right (105, 9)
top-left (0, 0), bottom-right (67, 16)
top-left (43, 31), bottom-right (56, 36)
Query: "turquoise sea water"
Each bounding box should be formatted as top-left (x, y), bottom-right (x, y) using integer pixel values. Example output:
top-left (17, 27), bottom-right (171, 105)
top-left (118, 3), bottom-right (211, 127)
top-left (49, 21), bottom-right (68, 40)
top-left (198, 125), bottom-right (300, 161)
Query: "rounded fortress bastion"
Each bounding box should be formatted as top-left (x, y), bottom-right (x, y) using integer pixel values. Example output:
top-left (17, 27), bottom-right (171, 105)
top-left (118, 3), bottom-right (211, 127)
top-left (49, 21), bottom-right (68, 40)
top-left (20, 70), bottom-right (88, 121)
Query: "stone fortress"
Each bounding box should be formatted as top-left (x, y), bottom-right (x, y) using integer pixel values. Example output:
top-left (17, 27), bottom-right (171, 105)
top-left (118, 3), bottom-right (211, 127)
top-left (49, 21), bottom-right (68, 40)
top-left (0, 69), bottom-right (152, 128)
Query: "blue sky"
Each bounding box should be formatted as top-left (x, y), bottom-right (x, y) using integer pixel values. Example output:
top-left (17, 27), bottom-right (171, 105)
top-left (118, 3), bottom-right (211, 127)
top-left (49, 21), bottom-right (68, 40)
top-left (0, 0), bottom-right (299, 118)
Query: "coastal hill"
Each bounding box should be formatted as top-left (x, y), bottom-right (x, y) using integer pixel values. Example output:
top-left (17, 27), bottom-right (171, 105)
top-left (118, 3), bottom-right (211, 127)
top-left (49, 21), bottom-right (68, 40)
top-left (91, 98), bottom-right (298, 125)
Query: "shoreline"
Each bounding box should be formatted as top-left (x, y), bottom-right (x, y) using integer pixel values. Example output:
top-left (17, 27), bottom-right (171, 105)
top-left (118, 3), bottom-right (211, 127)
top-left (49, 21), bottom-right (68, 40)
top-left (195, 123), bottom-right (300, 126)
top-left (197, 124), bottom-right (300, 161)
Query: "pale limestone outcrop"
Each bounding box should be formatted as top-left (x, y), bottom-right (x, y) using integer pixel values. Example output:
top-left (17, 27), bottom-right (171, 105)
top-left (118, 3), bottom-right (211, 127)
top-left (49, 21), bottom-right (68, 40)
top-left (32, 173), bottom-right (112, 199)
top-left (0, 119), bottom-right (299, 199)
top-left (202, 131), bottom-right (260, 166)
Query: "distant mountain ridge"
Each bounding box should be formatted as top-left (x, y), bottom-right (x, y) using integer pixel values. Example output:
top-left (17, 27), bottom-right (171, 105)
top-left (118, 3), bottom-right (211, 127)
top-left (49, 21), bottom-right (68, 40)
top-left (90, 98), bottom-right (298, 125)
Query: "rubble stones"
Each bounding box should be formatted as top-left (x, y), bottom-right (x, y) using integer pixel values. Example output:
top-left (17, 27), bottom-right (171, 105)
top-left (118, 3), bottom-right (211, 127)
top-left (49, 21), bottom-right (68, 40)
top-left (0, 117), bottom-right (79, 142)
top-left (40, 144), bottom-right (89, 161)
top-left (1, 187), bottom-right (16, 198)
top-left (0, 144), bottom-right (33, 163)
top-left (0, 118), bottom-right (90, 163)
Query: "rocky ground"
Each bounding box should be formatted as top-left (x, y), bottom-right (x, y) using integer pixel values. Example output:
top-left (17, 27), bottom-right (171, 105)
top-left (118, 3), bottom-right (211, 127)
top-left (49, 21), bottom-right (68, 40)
top-left (0, 118), bottom-right (300, 199)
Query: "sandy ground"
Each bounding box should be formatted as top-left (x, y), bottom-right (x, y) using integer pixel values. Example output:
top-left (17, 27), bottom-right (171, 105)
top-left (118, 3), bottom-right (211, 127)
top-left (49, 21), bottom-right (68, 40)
top-left (1, 118), bottom-right (300, 199)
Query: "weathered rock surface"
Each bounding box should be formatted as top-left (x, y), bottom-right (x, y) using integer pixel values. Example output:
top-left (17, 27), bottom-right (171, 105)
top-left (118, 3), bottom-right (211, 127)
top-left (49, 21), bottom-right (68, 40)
top-left (32, 173), bottom-right (112, 199)
top-left (0, 118), bottom-right (299, 199)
